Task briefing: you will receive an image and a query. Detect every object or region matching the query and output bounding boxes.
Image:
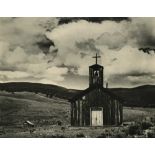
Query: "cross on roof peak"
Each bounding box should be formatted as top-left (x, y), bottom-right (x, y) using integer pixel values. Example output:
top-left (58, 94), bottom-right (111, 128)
top-left (92, 53), bottom-right (101, 64)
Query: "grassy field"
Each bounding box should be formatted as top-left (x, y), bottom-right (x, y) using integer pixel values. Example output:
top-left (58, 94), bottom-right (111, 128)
top-left (0, 91), bottom-right (155, 137)
top-left (123, 107), bottom-right (155, 122)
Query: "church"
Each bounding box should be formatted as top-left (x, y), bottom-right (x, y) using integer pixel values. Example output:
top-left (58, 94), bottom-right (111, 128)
top-left (70, 53), bottom-right (123, 126)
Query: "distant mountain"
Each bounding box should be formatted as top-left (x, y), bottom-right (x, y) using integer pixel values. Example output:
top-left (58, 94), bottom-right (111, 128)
top-left (110, 85), bottom-right (155, 107)
top-left (0, 82), bottom-right (155, 107)
top-left (0, 82), bottom-right (77, 100)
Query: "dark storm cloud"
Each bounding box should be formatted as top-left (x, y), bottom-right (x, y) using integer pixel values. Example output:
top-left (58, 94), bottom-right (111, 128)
top-left (58, 17), bottom-right (129, 25)
top-left (132, 27), bottom-right (155, 48)
top-left (36, 35), bottom-right (55, 54)
top-left (0, 17), bottom-right (58, 54)
top-left (139, 47), bottom-right (155, 54)
top-left (128, 18), bottom-right (155, 50)
top-left (127, 71), bottom-right (153, 77)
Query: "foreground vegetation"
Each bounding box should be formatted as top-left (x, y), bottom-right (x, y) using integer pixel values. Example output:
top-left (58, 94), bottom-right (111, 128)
top-left (0, 91), bottom-right (155, 138)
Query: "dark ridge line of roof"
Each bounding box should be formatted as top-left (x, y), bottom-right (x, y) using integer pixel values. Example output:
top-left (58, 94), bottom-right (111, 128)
top-left (69, 85), bottom-right (124, 102)
top-left (89, 64), bottom-right (103, 68)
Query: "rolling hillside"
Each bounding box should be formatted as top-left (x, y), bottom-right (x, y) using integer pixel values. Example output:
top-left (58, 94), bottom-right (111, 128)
top-left (0, 82), bottom-right (155, 107)
top-left (0, 91), bottom-right (154, 137)
top-left (0, 83), bottom-right (155, 137)
top-left (0, 91), bottom-right (70, 126)
top-left (0, 82), bottom-right (77, 100)
top-left (111, 85), bottom-right (155, 107)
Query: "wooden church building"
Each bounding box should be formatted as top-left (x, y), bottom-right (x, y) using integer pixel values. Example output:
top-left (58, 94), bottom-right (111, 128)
top-left (70, 53), bottom-right (123, 126)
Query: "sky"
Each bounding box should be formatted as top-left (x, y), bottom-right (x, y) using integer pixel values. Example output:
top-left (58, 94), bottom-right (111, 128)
top-left (1, 17), bottom-right (155, 89)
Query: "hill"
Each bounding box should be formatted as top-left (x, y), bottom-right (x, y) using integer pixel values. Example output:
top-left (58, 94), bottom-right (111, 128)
top-left (0, 82), bottom-right (77, 100)
top-left (0, 91), bottom-right (70, 127)
top-left (0, 82), bottom-right (155, 107)
top-left (0, 91), bottom-right (154, 137)
top-left (0, 83), bottom-right (155, 137)
top-left (111, 85), bottom-right (155, 107)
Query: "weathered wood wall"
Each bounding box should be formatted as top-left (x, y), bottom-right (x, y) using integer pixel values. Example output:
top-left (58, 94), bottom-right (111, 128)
top-left (71, 88), bottom-right (123, 126)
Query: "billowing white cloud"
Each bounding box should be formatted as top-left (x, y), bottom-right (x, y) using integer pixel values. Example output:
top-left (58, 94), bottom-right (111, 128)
top-left (46, 18), bottom-right (155, 88)
top-left (0, 18), bottom-right (70, 86)
top-left (1, 18), bottom-right (155, 88)
top-left (0, 40), bottom-right (67, 85)
top-left (37, 67), bottom-right (68, 85)
top-left (0, 18), bottom-right (58, 51)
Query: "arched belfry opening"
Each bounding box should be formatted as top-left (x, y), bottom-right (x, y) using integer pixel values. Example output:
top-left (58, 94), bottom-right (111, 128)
top-left (70, 53), bottom-right (123, 127)
top-left (89, 53), bottom-right (104, 87)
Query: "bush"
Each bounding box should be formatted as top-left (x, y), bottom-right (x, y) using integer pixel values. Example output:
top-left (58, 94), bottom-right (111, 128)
top-left (147, 132), bottom-right (155, 138)
top-left (141, 121), bottom-right (153, 130)
top-left (128, 123), bottom-right (142, 135)
top-left (97, 133), bottom-right (107, 138)
top-left (76, 133), bottom-right (85, 138)
top-left (48, 134), bottom-right (65, 138)
top-left (114, 132), bottom-right (126, 138)
top-left (113, 129), bottom-right (128, 138)
top-left (57, 121), bottom-right (62, 126)
top-left (121, 128), bottom-right (129, 135)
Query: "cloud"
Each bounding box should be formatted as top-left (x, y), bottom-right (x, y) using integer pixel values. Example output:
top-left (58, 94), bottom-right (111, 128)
top-left (101, 46), bottom-right (155, 76)
top-left (58, 17), bottom-right (129, 25)
top-left (76, 39), bottom-right (100, 53)
top-left (96, 32), bottom-right (127, 49)
top-left (46, 18), bottom-right (155, 88)
top-left (0, 18), bottom-right (71, 85)
top-left (128, 18), bottom-right (155, 48)
top-left (0, 42), bottom-right (68, 84)
top-left (42, 66), bottom-right (68, 81)
top-left (37, 66), bottom-right (68, 85)
top-left (1, 17), bottom-right (155, 88)
top-left (0, 71), bottom-right (30, 82)
top-left (0, 18), bottom-right (58, 53)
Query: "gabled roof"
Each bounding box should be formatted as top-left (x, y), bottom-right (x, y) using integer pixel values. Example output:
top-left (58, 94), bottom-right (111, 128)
top-left (89, 64), bottom-right (103, 69)
top-left (69, 85), bottom-right (124, 102)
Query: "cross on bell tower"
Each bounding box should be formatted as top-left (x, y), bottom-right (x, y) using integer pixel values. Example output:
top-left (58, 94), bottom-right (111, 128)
top-left (89, 53), bottom-right (104, 87)
top-left (92, 53), bottom-right (101, 64)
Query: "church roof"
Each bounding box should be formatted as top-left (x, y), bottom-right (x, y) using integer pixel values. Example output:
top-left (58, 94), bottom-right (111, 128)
top-left (70, 85), bottom-right (124, 102)
top-left (89, 64), bottom-right (103, 69)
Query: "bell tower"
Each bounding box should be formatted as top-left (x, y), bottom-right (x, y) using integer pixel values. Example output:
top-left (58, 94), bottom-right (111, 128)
top-left (89, 53), bottom-right (104, 87)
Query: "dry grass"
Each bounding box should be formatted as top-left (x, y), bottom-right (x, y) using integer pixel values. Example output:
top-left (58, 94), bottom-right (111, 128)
top-left (0, 91), bottom-right (155, 137)
top-left (123, 107), bottom-right (155, 122)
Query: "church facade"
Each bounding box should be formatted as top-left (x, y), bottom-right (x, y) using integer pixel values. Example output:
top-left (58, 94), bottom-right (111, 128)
top-left (70, 53), bottom-right (123, 126)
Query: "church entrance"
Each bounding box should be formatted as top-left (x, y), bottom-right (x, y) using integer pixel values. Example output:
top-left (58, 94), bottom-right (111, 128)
top-left (91, 108), bottom-right (103, 126)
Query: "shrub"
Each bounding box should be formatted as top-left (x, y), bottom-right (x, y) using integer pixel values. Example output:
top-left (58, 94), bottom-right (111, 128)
top-left (121, 128), bottom-right (129, 135)
top-left (141, 121), bottom-right (153, 130)
top-left (114, 132), bottom-right (126, 138)
top-left (48, 134), bottom-right (65, 138)
top-left (97, 133), bottom-right (107, 138)
top-left (147, 132), bottom-right (155, 138)
top-left (76, 133), bottom-right (85, 138)
top-left (113, 129), bottom-right (128, 138)
top-left (57, 121), bottom-right (62, 126)
top-left (128, 123), bottom-right (142, 135)
top-left (61, 126), bottom-right (65, 132)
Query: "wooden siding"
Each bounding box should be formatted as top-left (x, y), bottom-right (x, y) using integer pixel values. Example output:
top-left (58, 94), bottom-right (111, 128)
top-left (71, 87), bottom-right (123, 126)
